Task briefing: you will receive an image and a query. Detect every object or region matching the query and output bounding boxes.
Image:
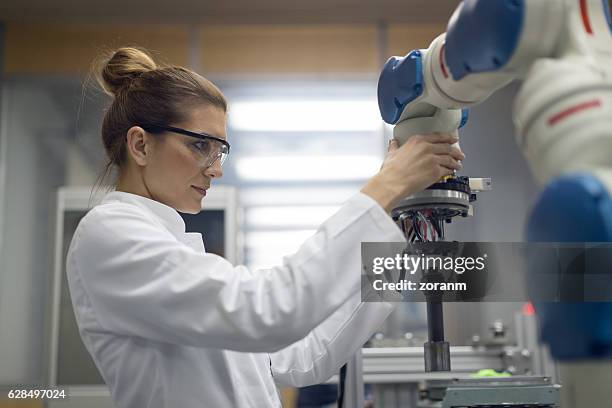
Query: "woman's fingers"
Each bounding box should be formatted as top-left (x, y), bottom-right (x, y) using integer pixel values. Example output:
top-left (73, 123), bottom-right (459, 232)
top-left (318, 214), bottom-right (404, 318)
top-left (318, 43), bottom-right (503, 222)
top-left (381, 139), bottom-right (400, 169)
top-left (420, 133), bottom-right (459, 144)
top-left (437, 155), bottom-right (463, 171)
top-left (387, 138), bottom-right (399, 152)
top-left (428, 143), bottom-right (466, 160)
top-left (450, 146), bottom-right (465, 161)
top-left (362, 133), bottom-right (465, 210)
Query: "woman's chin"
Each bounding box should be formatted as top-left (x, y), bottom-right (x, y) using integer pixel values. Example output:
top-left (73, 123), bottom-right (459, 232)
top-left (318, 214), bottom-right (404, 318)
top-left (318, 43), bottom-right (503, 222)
top-left (174, 199), bottom-right (203, 214)
top-left (183, 204), bottom-right (202, 215)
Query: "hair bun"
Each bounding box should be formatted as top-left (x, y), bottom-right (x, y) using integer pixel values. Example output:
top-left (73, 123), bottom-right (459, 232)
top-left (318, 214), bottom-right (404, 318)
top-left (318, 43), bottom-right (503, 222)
top-left (97, 47), bottom-right (157, 96)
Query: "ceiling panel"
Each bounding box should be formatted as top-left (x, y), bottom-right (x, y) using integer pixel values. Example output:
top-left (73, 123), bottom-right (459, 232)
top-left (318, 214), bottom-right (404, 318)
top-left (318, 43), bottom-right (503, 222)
top-left (0, 0), bottom-right (460, 24)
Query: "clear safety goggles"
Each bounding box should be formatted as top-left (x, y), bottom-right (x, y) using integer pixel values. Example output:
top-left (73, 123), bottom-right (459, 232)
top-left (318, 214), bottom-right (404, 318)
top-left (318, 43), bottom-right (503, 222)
top-left (141, 124), bottom-right (230, 168)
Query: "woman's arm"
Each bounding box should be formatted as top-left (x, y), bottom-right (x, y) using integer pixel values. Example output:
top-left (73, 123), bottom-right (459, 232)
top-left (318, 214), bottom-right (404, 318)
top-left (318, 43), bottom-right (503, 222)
top-left (269, 291), bottom-right (394, 387)
top-left (68, 192), bottom-right (404, 353)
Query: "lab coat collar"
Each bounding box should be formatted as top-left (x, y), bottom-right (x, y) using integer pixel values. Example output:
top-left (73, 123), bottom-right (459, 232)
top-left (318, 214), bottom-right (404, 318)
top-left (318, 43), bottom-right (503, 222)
top-left (101, 190), bottom-right (187, 239)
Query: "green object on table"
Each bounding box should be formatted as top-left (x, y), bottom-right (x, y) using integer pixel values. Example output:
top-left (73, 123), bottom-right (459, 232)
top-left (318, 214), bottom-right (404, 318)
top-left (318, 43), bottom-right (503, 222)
top-left (471, 368), bottom-right (512, 378)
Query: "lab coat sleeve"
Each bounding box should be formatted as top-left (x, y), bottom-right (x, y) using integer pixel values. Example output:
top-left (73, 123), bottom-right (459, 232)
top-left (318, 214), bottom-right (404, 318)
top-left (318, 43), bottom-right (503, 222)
top-left (68, 192), bottom-right (405, 352)
top-left (269, 292), bottom-right (395, 387)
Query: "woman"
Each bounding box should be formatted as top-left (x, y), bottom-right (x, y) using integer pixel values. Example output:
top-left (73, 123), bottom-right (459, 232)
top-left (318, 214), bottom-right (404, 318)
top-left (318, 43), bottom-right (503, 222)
top-left (66, 47), bottom-right (464, 408)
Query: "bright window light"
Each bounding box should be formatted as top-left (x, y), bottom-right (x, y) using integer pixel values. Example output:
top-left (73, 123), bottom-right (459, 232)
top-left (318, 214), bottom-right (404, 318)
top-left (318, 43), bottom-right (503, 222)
top-left (235, 155), bottom-right (381, 181)
top-left (246, 205), bottom-right (340, 228)
top-left (245, 229), bottom-right (317, 270)
top-left (240, 187), bottom-right (358, 206)
top-left (245, 230), bottom-right (316, 252)
top-left (229, 99), bottom-right (383, 132)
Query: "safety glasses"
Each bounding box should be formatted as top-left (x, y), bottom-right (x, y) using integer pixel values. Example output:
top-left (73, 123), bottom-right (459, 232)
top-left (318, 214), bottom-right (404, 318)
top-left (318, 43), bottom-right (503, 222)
top-left (140, 124), bottom-right (230, 168)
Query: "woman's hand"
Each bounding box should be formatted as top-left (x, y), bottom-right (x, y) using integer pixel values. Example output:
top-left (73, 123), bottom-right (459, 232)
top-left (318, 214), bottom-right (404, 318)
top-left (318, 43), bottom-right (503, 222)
top-left (361, 133), bottom-right (465, 213)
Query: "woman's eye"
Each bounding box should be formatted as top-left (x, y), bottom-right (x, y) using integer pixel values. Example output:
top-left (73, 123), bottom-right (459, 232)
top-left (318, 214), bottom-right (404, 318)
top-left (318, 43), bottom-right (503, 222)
top-left (192, 141), bottom-right (210, 154)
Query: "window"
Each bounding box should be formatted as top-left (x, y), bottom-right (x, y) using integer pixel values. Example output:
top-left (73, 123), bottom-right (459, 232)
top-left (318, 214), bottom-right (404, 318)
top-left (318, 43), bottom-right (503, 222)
top-left (219, 80), bottom-right (388, 270)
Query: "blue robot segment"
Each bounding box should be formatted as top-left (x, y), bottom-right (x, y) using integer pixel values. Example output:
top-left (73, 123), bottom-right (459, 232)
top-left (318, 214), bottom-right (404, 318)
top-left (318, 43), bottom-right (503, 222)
top-left (445, 0), bottom-right (525, 80)
top-left (604, 0), bottom-right (612, 32)
top-left (528, 173), bottom-right (612, 360)
top-left (528, 173), bottom-right (612, 242)
top-left (377, 50), bottom-right (424, 124)
top-left (459, 108), bottom-right (470, 129)
top-left (537, 301), bottom-right (612, 360)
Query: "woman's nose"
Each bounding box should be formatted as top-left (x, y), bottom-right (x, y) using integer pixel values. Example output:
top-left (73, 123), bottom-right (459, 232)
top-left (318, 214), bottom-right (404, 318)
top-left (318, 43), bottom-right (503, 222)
top-left (204, 160), bottom-right (223, 178)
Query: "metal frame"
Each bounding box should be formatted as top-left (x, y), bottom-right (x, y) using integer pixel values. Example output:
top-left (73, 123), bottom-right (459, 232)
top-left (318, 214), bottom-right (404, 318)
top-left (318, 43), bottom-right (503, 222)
top-left (341, 345), bottom-right (535, 407)
top-left (45, 185), bottom-right (239, 406)
top-left (515, 311), bottom-right (559, 382)
top-left (344, 313), bottom-right (559, 405)
top-left (334, 345), bottom-right (527, 386)
top-left (437, 376), bottom-right (559, 407)
top-left (360, 346), bottom-right (518, 383)
top-left (0, 22), bottom-right (6, 310)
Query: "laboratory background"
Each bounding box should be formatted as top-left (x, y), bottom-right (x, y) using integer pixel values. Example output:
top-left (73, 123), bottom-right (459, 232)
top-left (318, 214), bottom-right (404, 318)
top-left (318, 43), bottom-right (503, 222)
top-left (1, 0), bottom-right (611, 407)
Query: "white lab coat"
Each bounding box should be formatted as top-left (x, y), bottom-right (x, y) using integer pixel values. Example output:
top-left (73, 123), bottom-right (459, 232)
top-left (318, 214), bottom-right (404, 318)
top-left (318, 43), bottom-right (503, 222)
top-left (66, 190), bottom-right (405, 408)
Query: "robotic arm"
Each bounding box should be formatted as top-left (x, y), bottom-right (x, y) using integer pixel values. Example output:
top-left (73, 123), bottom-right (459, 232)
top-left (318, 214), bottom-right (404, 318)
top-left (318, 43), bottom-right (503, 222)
top-left (379, 0), bottom-right (612, 183)
top-left (377, 0), bottom-right (612, 405)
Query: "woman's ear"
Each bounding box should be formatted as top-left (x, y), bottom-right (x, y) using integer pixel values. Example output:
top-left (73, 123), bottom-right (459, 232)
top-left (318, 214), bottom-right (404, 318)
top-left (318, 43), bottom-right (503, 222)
top-left (125, 126), bottom-right (150, 166)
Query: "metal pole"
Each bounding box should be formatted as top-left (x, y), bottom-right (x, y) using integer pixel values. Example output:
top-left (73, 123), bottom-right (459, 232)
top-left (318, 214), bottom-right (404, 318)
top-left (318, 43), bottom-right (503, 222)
top-left (343, 349), bottom-right (365, 408)
top-left (427, 301), bottom-right (445, 342)
top-left (0, 22), bottom-right (6, 318)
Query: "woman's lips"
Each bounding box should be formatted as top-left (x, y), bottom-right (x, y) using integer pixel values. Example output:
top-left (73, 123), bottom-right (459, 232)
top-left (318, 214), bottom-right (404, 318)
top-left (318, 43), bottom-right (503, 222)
top-left (192, 186), bottom-right (207, 196)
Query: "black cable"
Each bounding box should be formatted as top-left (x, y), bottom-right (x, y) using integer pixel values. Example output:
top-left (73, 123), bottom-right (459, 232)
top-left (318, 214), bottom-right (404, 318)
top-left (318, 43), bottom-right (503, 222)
top-left (337, 363), bottom-right (347, 408)
top-left (428, 215), bottom-right (442, 239)
top-left (412, 217), bottom-right (425, 242)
